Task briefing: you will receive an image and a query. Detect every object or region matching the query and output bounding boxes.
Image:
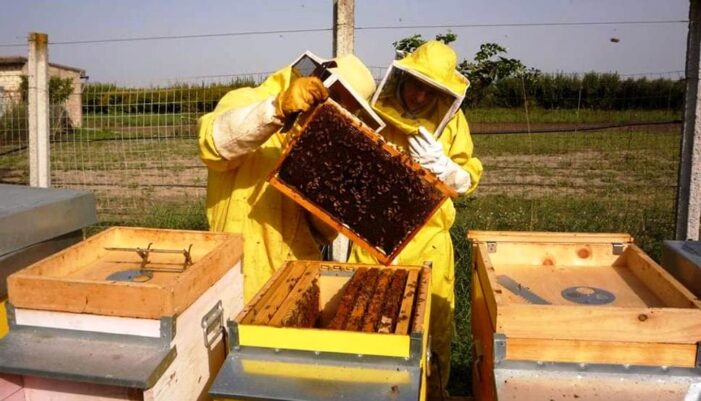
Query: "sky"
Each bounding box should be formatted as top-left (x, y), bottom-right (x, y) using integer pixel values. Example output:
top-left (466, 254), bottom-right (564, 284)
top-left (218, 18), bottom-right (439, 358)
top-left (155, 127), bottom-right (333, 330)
top-left (0, 0), bottom-right (690, 85)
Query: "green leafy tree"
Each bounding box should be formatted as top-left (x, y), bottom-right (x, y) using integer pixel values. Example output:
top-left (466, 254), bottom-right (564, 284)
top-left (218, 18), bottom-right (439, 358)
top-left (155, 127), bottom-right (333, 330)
top-left (392, 31), bottom-right (457, 57)
top-left (20, 75), bottom-right (74, 104)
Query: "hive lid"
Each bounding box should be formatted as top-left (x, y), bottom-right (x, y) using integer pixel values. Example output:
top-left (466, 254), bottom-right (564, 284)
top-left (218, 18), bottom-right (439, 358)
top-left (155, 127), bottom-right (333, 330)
top-left (0, 184), bottom-right (96, 257)
top-left (0, 325), bottom-right (175, 388)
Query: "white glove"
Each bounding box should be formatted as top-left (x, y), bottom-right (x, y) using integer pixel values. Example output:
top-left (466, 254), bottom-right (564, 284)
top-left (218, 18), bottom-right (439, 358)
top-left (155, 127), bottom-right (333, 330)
top-left (408, 126), bottom-right (472, 194)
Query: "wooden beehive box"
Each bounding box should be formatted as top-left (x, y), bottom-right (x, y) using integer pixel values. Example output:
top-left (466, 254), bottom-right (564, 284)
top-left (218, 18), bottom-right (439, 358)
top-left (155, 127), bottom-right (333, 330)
top-left (268, 99), bottom-right (457, 264)
top-left (210, 260), bottom-right (432, 401)
top-left (234, 261), bottom-right (431, 353)
top-left (0, 227), bottom-right (244, 401)
top-left (468, 231), bottom-right (701, 401)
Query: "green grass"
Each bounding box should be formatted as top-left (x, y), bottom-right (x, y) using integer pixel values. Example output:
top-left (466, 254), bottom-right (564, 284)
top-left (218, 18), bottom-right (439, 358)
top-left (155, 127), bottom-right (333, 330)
top-left (474, 128), bottom-right (680, 157)
top-left (79, 108), bottom-right (681, 129)
top-left (88, 201), bottom-right (208, 237)
top-left (465, 107), bottom-right (681, 124)
top-left (82, 112), bottom-right (197, 128)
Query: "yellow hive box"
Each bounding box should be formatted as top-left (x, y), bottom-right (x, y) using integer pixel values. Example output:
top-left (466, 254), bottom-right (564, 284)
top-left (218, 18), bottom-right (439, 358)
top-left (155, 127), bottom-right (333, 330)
top-left (211, 260), bottom-right (433, 401)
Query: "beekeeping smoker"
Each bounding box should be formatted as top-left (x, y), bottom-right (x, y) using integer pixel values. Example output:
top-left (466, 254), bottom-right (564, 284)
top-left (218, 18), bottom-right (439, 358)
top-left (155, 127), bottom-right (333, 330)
top-left (348, 40), bottom-right (484, 396)
top-left (198, 52), bottom-right (377, 302)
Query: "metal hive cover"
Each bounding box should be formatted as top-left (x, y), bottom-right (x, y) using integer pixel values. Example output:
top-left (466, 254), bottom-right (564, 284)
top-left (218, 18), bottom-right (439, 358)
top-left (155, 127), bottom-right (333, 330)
top-left (0, 184), bottom-right (96, 257)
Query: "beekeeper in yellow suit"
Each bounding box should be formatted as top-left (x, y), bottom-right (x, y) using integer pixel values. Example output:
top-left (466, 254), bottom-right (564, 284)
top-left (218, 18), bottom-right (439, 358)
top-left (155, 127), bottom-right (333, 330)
top-left (198, 53), bottom-right (377, 301)
top-left (349, 40), bottom-right (483, 395)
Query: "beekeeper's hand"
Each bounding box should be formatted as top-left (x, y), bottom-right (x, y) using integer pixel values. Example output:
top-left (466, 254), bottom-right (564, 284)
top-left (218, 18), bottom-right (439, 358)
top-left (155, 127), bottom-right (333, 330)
top-left (275, 77), bottom-right (329, 118)
top-left (408, 126), bottom-right (471, 194)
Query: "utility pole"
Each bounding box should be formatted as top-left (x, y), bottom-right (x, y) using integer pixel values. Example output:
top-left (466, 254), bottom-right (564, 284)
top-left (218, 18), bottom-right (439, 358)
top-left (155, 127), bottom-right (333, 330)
top-left (28, 32), bottom-right (50, 188)
top-left (677, 1), bottom-right (701, 240)
top-left (333, 0), bottom-right (355, 57)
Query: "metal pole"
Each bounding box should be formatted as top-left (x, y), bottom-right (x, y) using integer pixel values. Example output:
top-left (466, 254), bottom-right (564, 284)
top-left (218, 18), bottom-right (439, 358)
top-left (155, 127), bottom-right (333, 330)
top-left (27, 32), bottom-right (50, 188)
top-left (333, 0), bottom-right (355, 57)
top-left (676, 1), bottom-right (701, 240)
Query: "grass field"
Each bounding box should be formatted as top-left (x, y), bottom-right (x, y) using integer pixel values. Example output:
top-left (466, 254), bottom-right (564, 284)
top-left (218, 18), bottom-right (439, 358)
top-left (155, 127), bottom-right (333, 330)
top-left (1, 107), bottom-right (683, 396)
top-left (465, 107), bottom-right (681, 124)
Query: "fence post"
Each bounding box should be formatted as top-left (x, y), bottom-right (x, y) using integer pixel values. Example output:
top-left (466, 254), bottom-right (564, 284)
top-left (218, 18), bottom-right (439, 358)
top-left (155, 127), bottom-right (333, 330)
top-left (28, 32), bottom-right (50, 188)
top-left (330, 0), bottom-right (355, 260)
top-left (333, 0), bottom-right (355, 57)
top-left (677, 2), bottom-right (701, 241)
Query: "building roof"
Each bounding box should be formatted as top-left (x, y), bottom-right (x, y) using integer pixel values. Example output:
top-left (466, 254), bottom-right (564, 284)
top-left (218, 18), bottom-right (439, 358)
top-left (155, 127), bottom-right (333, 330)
top-left (0, 56), bottom-right (85, 74)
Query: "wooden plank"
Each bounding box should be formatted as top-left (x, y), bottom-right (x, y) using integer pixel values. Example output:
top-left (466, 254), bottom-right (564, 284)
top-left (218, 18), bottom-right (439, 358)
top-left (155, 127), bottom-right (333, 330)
top-left (252, 261), bottom-right (308, 325)
top-left (237, 261), bottom-right (293, 323)
top-left (506, 337), bottom-right (698, 368)
top-left (486, 243), bottom-right (624, 268)
top-left (475, 242), bottom-right (500, 328)
top-left (327, 268), bottom-right (368, 330)
top-left (410, 266), bottom-right (431, 334)
top-left (498, 304), bottom-right (701, 344)
top-left (467, 230), bottom-right (633, 244)
top-left (9, 276), bottom-right (170, 319)
top-left (10, 226), bottom-right (118, 278)
top-left (470, 270), bottom-right (497, 401)
top-left (171, 235), bottom-right (243, 315)
top-left (623, 245), bottom-right (700, 309)
top-left (361, 268), bottom-right (394, 332)
top-left (395, 269), bottom-right (419, 335)
top-left (269, 263), bottom-right (320, 327)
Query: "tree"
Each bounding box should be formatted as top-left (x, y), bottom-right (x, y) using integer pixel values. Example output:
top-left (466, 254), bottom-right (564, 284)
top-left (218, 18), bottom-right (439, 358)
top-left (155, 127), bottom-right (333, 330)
top-left (20, 76), bottom-right (74, 104)
top-left (392, 31), bottom-right (457, 58)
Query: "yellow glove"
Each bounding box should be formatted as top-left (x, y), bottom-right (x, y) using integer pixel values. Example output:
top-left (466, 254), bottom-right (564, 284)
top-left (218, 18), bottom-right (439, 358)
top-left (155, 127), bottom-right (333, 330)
top-left (275, 77), bottom-right (329, 118)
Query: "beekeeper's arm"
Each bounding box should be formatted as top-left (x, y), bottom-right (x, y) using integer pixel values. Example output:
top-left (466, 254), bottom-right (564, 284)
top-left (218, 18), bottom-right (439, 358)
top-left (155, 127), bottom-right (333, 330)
top-left (198, 77), bottom-right (328, 171)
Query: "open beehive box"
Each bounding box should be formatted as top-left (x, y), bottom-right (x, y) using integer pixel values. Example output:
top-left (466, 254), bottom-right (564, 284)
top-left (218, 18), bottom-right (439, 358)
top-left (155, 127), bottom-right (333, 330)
top-left (234, 260), bottom-right (430, 356)
top-left (210, 260), bottom-right (431, 401)
top-left (1, 227), bottom-right (244, 401)
top-left (468, 231), bottom-right (701, 401)
top-left (8, 227), bottom-right (242, 318)
top-left (268, 99), bottom-right (457, 264)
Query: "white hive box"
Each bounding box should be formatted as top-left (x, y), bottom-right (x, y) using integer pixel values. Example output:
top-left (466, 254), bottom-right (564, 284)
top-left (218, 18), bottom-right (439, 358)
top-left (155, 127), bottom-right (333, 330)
top-left (0, 227), bottom-right (244, 401)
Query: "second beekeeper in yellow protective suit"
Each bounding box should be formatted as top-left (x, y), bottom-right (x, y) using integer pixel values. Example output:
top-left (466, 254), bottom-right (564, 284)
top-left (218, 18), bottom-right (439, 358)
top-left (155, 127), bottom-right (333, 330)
top-left (348, 40), bottom-right (484, 394)
top-left (198, 52), bottom-right (377, 301)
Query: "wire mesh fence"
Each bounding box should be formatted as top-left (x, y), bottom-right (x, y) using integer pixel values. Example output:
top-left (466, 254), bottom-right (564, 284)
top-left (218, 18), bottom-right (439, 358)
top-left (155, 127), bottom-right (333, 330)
top-left (0, 67), bottom-right (682, 244)
top-left (0, 73), bottom-right (27, 185)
